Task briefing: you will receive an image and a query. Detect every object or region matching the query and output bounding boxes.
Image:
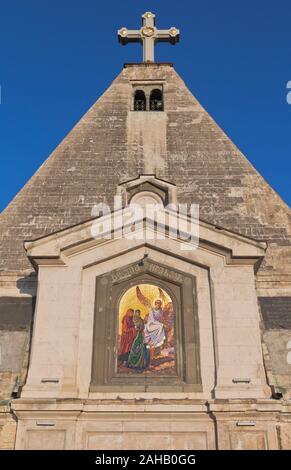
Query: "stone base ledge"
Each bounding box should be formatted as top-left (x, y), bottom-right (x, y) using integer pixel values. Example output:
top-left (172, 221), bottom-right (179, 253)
top-left (208, 398), bottom-right (291, 413)
top-left (6, 399), bottom-right (291, 449)
top-left (11, 397), bottom-right (291, 414)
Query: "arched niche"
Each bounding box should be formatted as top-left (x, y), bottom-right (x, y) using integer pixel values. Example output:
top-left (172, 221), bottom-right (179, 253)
top-left (90, 258), bottom-right (202, 392)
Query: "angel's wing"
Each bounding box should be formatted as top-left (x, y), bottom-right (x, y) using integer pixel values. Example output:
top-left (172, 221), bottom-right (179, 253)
top-left (158, 288), bottom-right (166, 305)
top-left (136, 286), bottom-right (151, 309)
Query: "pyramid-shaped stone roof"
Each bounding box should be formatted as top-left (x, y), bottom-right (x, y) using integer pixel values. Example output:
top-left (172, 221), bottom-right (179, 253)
top-left (0, 63), bottom-right (290, 277)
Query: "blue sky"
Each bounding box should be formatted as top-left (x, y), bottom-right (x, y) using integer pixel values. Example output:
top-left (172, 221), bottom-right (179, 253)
top-left (0, 0), bottom-right (291, 211)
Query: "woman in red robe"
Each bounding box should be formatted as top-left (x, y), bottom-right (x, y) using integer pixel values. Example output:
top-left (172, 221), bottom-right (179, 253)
top-left (118, 309), bottom-right (137, 363)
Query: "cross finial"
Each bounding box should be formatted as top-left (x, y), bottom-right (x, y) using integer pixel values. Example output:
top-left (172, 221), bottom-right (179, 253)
top-left (118, 12), bottom-right (180, 63)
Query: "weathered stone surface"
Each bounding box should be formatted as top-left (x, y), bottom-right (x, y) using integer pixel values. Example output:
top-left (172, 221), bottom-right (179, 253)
top-left (258, 297), bottom-right (291, 393)
top-left (0, 331), bottom-right (30, 400)
top-left (0, 408), bottom-right (16, 450)
top-left (0, 297), bottom-right (34, 330)
top-left (259, 297), bottom-right (291, 329)
top-left (262, 330), bottom-right (291, 391)
top-left (0, 331), bottom-right (28, 372)
top-left (0, 297), bottom-right (33, 400)
top-left (278, 423), bottom-right (291, 449)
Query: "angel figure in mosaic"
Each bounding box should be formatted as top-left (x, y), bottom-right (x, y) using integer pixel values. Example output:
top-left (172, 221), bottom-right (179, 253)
top-left (136, 286), bottom-right (166, 348)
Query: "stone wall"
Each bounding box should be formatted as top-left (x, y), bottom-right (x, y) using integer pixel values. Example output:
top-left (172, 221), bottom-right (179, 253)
top-left (258, 297), bottom-right (291, 396)
top-left (0, 293), bottom-right (34, 402)
top-left (0, 406), bottom-right (16, 450)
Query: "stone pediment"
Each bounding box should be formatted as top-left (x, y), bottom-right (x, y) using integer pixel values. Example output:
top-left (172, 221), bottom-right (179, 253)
top-left (23, 206), bottom-right (266, 269)
top-left (117, 175), bottom-right (177, 206)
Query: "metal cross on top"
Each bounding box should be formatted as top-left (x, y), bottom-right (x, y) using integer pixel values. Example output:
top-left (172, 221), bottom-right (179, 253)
top-left (118, 12), bottom-right (180, 63)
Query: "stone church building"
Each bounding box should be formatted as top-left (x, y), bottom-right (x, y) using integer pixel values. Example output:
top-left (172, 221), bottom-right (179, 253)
top-left (0, 13), bottom-right (291, 450)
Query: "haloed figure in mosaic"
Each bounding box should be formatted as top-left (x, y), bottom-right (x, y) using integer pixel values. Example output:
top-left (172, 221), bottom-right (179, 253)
top-left (117, 284), bottom-right (175, 375)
